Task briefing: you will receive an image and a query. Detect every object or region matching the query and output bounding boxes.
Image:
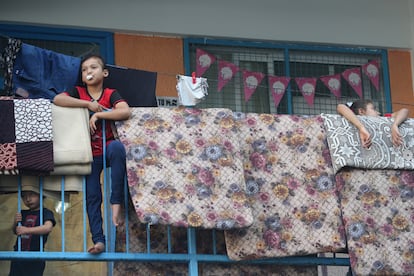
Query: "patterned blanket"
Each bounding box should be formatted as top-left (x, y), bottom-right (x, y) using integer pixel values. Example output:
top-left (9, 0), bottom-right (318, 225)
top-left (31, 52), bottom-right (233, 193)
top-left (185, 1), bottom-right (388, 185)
top-left (116, 108), bottom-right (414, 273)
top-left (0, 103), bottom-right (91, 194)
top-left (114, 200), bottom-right (318, 276)
top-left (337, 168), bottom-right (414, 275)
top-left (0, 98), bottom-right (53, 175)
top-left (116, 107), bottom-right (253, 230)
top-left (223, 113), bottom-right (346, 259)
top-left (323, 113), bottom-right (414, 275)
top-left (322, 114), bottom-right (414, 173)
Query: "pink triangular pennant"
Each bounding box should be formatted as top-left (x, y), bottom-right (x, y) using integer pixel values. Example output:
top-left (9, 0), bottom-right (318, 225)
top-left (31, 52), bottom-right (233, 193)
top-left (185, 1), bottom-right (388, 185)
top-left (295, 77), bottom-right (317, 107)
top-left (217, 60), bottom-right (240, 92)
top-left (362, 60), bottom-right (380, 91)
top-left (243, 70), bottom-right (265, 102)
top-left (342, 67), bottom-right (363, 98)
top-left (320, 74), bottom-right (341, 98)
top-left (196, 48), bottom-right (216, 77)
top-left (268, 75), bottom-right (290, 108)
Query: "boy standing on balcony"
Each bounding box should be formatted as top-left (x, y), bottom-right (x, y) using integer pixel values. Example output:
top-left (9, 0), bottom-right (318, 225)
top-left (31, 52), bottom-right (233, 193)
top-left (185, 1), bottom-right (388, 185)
top-left (9, 187), bottom-right (56, 276)
top-left (53, 54), bottom-right (131, 254)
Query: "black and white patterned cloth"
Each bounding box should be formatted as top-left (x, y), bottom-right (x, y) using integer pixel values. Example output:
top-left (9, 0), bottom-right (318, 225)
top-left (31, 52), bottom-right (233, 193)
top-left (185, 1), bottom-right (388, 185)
top-left (321, 114), bottom-right (414, 173)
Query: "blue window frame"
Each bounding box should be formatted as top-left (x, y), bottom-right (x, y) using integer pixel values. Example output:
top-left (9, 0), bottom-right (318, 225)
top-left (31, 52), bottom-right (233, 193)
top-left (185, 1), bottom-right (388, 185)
top-left (183, 38), bottom-right (392, 115)
top-left (0, 23), bottom-right (114, 63)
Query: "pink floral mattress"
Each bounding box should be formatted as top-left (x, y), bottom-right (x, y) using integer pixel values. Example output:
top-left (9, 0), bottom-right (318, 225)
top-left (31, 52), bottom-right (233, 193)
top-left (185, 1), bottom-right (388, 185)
top-left (223, 113), bottom-right (346, 259)
top-left (114, 200), bottom-right (318, 276)
top-left (116, 107), bottom-right (253, 229)
top-left (336, 168), bottom-right (414, 275)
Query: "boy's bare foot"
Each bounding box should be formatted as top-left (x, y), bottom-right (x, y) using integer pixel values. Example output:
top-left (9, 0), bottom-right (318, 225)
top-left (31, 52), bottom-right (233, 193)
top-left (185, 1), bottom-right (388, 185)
top-left (88, 242), bottom-right (105, 254)
top-left (112, 204), bottom-right (124, 227)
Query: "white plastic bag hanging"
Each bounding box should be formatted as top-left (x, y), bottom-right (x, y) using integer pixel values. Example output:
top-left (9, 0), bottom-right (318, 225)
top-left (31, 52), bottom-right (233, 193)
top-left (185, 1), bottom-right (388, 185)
top-left (176, 73), bottom-right (208, 106)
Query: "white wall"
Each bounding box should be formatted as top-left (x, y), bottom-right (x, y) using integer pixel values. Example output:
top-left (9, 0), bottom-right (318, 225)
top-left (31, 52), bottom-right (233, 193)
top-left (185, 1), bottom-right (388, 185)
top-left (0, 0), bottom-right (412, 49)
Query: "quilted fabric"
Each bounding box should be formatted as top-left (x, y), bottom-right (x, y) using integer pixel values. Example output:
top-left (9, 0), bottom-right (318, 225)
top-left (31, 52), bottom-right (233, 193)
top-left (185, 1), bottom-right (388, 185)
top-left (114, 200), bottom-right (318, 276)
top-left (224, 113), bottom-right (346, 260)
top-left (116, 106), bottom-right (253, 229)
top-left (0, 98), bottom-right (54, 174)
top-left (337, 169), bottom-right (414, 275)
top-left (199, 263), bottom-right (318, 276)
top-left (114, 199), bottom-right (221, 275)
top-left (0, 99), bottom-right (17, 171)
top-left (322, 114), bottom-right (414, 173)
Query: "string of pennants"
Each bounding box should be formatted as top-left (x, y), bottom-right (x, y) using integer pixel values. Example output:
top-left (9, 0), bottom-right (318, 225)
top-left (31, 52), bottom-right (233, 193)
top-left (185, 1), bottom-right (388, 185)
top-left (196, 48), bottom-right (380, 107)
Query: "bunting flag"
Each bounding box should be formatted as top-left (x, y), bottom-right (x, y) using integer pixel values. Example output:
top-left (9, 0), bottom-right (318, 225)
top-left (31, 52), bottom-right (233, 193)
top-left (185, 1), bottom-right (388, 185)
top-left (362, 60), bottom-right (380, 91)
top-left (295, 77), bottom-right (317, 107)
top-left (342, 67), bottom-right (363, 98)
top-left (243, 70), bottom-right (265, 102)
top-left (268, 76), bottom-right (290, 108)
top-left (196, 48), bottom-right (216, 77)
top-left (217, 60), bottom-right (240, 92)
top-left (320, 74), bottom-right (341, 98)
top-left (195, 48), bottom-right (381, 103)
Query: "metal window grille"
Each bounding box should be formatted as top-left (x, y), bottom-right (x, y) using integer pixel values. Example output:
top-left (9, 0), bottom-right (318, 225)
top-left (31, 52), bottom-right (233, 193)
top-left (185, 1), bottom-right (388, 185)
top-left (185, 39), bottom-right (389, 116)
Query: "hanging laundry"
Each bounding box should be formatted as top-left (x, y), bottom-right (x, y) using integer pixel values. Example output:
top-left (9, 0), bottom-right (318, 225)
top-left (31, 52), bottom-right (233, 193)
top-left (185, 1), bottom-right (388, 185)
top-left (337, 168), bottom-right (414, 275)
top-left (321, 114), bottom-right (414, 173)
top-left (224, 113), bottom-right (346, 260)
top-left (320, 113), bottom-right (414, 274)
top-left (113, 200), bottom-right (317, 276)
top-left (0, 98), bottom-right (54, 175)
top-left (49, 104), bottom-right (92, 175)
top-left (104, 65), bottom-right (157, 107)
top-left (1, 38), bottom-right (22, 96)
top-left (115, 107), bottom-right (254, 230)
top-left (12, 43), bottom-right (80, 100)
top-left (176, 74), bottom-right (208, 106)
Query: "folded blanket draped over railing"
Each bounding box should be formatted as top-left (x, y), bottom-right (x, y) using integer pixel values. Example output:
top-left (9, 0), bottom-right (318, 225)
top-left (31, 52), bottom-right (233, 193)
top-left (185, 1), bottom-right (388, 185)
top-left (0, 98), bottom-right (54, 175)
top-left (2, 97), bottom-right (413, 272)
top-left (322, 114), bottom-right (414, 275)
top-left (116, 107), bottom-right (254, 230)
top-left (224, 113), bottom-right (346, 260)
top-left (49, 104), bottom-right (92, 176)
top-left (0, 103), bottom-right (92, 196)
top-left (115, 107), bottom-right (347, 260)
top-left (113, 200), bottom-right (318, 276)
top-left (336, 169), bottom-right (414, 275)
top-left (321, 114), bottom-right (414, 173)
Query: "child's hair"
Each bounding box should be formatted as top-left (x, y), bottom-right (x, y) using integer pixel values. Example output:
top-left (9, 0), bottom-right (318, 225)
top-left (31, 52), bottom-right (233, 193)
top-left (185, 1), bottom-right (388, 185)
top-left (80, 53), bottom-right (107, 69)
top-left (350, 99), bottom-right (373, 114)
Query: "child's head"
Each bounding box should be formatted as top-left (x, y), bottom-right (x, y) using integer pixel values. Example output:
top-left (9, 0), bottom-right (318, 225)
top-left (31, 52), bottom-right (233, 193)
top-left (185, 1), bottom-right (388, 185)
top-left (350, 99), bottom-right (380, 116)
top-left (21, 190), bottom-right (41, 210)
top-left (80, 54), bottom-right (109, 84)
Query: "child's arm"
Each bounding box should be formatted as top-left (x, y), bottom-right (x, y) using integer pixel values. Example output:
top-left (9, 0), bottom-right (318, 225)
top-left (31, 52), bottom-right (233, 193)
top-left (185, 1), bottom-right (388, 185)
top-left (15, 220), bottom-right (54, 236)
top-left (89, 101), bottom-right (131, 134)
top-left (91, 101), bottom-right (131, 121)
top-left (390, 108), bottom-right (409, 146)
top-left (337, 104), bottom-right (372, 148)
top-left (12, 212), bottom-right (22, 235)
top-left (53, 93), bottom-right (103, 113)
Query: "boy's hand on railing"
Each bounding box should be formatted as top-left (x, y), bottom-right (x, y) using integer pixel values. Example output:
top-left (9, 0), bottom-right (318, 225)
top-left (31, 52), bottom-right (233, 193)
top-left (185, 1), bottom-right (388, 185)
top-left (15, 226), bottom-right (28, 236)
top-left (89, 114), bottom-right (99, 135)
top-left (88, 100), bottom-right (104, 113)
top-left (14, 213), bottom-right (22, 225)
